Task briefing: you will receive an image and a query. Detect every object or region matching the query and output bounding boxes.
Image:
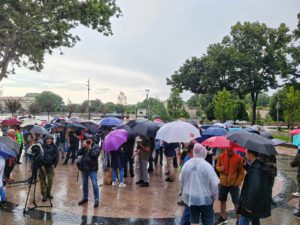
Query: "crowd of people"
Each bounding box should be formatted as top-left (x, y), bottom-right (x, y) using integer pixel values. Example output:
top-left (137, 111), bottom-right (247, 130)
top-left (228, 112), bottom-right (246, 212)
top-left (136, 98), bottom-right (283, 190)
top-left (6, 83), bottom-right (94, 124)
top-left (0, 116), bottom-right (299, 225)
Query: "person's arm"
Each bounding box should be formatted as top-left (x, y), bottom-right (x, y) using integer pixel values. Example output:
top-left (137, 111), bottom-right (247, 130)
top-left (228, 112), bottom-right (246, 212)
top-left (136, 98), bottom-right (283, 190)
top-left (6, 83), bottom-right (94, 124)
top-left (208, 166), bottom-right (220, 200)
top-left (139, 144), bottom-right (150, 152)
top-left (53, 145), bottom-right (59, 167)
top-left (235, 157), bottom-right (246, 187)
top-left (291, 153), bottom-right (300, 167)
top-left (73, 132), bottom-right (81, 140)
top-left (216, 155), bottom-right (224, 172)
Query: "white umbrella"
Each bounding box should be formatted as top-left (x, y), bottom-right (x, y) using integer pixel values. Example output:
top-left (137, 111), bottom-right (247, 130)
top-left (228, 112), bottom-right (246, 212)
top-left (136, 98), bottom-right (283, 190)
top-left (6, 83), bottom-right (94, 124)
top-left (213, 122), bottom-right (226, 128)
top-left (20, 119), bottom-right (41, 128)
top-left (155, 120), bottom-right (201, 143)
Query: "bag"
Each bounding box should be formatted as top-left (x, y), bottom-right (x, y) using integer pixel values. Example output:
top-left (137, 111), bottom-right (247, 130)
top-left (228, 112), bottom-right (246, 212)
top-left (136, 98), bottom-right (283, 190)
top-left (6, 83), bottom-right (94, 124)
top-left (104, 167), bottom-right (112, 185)
top-left (76, 156), bottom-right (90, 172)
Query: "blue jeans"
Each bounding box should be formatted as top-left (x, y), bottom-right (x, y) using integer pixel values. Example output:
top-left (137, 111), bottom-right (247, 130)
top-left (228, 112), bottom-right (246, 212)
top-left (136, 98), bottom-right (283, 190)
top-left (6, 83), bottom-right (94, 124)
top-left (82, 171), bottom-right (99, 201)
top-left (112, 168), bottom-right (124, 183)
top-left (0, 187), bottom-right (6, 201)
top-left (190, 204), bottom-right (214, 225)
top-left (180, 205), bottom-right (191, 225)
top-left (239, 216), bottom-right (260, 225)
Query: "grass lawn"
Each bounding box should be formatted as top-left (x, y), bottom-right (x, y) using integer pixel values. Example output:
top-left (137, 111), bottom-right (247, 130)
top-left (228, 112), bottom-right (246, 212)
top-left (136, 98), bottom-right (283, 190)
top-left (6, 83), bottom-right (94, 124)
top-left (273, 135), bottom-right (291, 142)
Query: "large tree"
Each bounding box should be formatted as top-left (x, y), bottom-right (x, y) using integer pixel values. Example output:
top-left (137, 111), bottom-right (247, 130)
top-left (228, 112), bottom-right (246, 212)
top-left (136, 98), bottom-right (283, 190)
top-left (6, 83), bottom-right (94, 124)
top-left (283, 86), bottom-right (300, 128)
top-left (167, 88), bottom-right (185, 119)
top-left (28, 102), bottom-right (40, 117)
top-left (269, 89), bottom-right (286, 122)
top-left (137, 97), bottom-right (170, 121)
top-left (0, 0), bottom-right (121, 81)
top-left (167, 21), bottom-right (298, 125)
top-left (213, 89), bottom-right (234, 123)
top-left (35, 91), bottom-right (63, 120)
top-left (4, 97), bottom-right (22, 116)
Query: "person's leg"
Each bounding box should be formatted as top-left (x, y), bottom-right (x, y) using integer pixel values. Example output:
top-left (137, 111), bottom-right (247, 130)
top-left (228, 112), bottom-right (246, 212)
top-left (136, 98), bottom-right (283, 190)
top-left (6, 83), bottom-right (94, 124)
top-left (189, 205), bottom-right (201, 225)
top-left (166, 157), bottom-right (174, 180)
top-left (142, 160), bottom-right (149, 183)
top-left (148, 149), bottom-right (154, 172)
top-left (47, 167), bottom-right (55, 197)
top-left (89, 172), bottom-right (99, 201)
top-left (123, 154), bottom-right (128, 177)
top-left (199, 204), bottom-right (214, 225)
top-left (119, 167), bottom-right (124, 183)
top-left (82, 173), bottom-right (89, 200)
top-left (129, 157), bottom-right (134, 177)
top-left (71, 146), bottom-right (77, 164)
top-left (154, 149), bottom-right (159, 165)
top-left (112, 168), bottom-right (117, 182)
top-left (38, 167), bottom-right (47, 197)
top-left (63, 147), bottom-right (72, 164)
top-left (238, 216), bottom-right (251, 225)
top-left (159, 148), bottom-right (163, 165)
top-left (0, 187), bottom-right (7, 202)
top-left (230, 186), bottom-right (241, 221)
top-left (139, 160), bottom-right (143, 181)
top-left (251, 217), bottom-right (261, 225)
top-left (180, 205), bottom-right (191, 225)
top-left (173, 153), bottom-right (178, 168)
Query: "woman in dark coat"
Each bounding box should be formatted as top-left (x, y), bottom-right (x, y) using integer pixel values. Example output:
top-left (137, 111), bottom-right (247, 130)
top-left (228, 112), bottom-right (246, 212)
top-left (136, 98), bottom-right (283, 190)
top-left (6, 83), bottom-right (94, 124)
top-left (111, 146), bottom-right (126, 187)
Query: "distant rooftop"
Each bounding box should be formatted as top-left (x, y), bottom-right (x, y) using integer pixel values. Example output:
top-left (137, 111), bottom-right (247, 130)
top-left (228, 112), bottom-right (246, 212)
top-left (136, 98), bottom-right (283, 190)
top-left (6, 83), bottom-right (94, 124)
top-left (24, 93), bottom-right (39, 97)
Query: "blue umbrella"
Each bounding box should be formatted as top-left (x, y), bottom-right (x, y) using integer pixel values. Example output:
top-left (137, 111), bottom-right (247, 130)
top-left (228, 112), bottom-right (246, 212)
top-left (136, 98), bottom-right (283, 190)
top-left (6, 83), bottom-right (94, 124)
top-left (203, 127), bottom-right (227, 136)
top-left (228, 127), bottom-right (241, 132)
top-left (0, 136), bottom-right (20, 159)
top-left (244, 127), bottom-right (260, 135)
top-left (99, 117), bottom-right (122, 127)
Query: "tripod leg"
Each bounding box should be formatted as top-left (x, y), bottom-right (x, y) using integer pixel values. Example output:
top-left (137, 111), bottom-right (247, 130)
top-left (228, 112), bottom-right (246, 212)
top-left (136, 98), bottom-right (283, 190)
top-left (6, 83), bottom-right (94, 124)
top-left (32, 178), bottom-right (37, 207)
top-left (23, 182), bottom-right (32, 214)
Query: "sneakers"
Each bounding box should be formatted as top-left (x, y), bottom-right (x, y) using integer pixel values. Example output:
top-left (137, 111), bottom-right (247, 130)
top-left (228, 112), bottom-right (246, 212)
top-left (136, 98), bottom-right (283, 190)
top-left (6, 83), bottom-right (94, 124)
top-left (215, 216), bottom-right (228, 225)
top-left (136, 180), bottom-right (144, 185)
top-left (294, 211), bottom-right (300, 219)
top-left (94, 200), bottom-right (99, 208)
top-left (165, 177), bottom-right (174, 182)
top-left (42, 196), bottom-right (48, 202)
top-left (78, 199), bottom-right (88, 205)
top-left (119, 183), bottom-right (127, 188)
top-left (292, 192), bottom-right (300, 197)
top-left (112, 181), bottom-right (118, 186)
top-left (140, 182), bottom-right (149, 187)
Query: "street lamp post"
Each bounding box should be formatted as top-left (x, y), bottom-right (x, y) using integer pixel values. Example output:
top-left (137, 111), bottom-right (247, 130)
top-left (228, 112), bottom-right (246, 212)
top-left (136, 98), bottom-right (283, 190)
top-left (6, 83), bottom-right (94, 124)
top-left (87, 79), bottom-right (91, 120)
top-left (276, 101), bottom-right (280, 131)
top-left (145, 89), bottom-right (150, 119)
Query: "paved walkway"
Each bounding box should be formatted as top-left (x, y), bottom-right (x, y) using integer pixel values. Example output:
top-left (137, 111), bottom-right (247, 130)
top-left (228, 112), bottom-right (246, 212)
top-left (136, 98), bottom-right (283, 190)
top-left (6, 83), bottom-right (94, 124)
top-left (1, 146), bottom-right (300, 225)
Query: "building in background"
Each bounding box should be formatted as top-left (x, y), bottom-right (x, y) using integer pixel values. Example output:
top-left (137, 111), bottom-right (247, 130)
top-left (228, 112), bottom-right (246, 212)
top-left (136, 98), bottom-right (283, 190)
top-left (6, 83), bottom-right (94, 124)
top-left (0, 93), bottom-right (39, 113)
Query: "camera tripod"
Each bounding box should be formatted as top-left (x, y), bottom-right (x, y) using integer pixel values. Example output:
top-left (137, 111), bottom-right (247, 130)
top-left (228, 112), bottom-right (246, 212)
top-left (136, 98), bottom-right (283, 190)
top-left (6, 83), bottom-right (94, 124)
top-left (23, 166), bottom-right (53, 214)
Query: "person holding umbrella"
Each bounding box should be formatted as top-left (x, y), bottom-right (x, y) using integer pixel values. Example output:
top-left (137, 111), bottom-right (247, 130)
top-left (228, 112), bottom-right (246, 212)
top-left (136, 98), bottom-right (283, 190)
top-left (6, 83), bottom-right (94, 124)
top-left (63, 127), bottom-right (81, 165)
top-left (237, 150), bottom-right (275, 225)
top-left (134, 136), bottom-right (151, 187)
top-left (291, 147), bottom-right (300, 218)
top-left (111, 146), bottom-right (126, 188)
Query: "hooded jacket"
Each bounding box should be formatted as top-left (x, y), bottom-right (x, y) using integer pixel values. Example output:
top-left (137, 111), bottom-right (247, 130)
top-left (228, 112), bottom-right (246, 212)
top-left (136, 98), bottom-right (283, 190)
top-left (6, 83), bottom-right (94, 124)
top-left (238, 159), bottom-right (275, 218)
top-left (77, 144), bottom-right (100, 172)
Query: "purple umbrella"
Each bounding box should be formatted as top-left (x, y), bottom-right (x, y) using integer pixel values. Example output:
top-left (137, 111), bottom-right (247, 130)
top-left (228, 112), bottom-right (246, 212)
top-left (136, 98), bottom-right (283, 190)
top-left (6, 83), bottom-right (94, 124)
top-left (103, 129), bottom-right (128, 152)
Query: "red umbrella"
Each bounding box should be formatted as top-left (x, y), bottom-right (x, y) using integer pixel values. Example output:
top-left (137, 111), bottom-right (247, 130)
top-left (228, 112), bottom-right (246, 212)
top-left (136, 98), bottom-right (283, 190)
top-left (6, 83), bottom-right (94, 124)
top-left (233, 145), bottom-right (246, 153)
top-left (1, 117), bottom-right (21, 126)
top-left (290, 129), bottom-right (300, 135)
top-left (202, 136), bottom-right (233, 148)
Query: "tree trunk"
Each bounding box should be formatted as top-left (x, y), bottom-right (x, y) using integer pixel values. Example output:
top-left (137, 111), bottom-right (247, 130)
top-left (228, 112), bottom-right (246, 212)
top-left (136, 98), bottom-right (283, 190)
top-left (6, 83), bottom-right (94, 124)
top-left (47, 112), bottom-right (50, 122)
top-left (250, 92), bottom-right (259, 125)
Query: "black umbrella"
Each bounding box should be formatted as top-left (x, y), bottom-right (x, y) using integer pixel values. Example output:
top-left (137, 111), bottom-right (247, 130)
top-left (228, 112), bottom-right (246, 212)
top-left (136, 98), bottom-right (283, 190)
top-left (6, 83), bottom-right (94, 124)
top-left (260, 131), bottom-right (273, 139)
top-left (131, 121), bottom-right (160, 138)
top-left (66, 123), bottom-right (86, 130)
top-left (118, 123), bottom-right (136, 139)
top-left (226, 131), bottom-right (277, 156)
top-left (81, 121), bottom-right (99, 134)
top-left (271, 138), bottom-right (287, 146)
top-left (30, 125), bottom-right (50, 135)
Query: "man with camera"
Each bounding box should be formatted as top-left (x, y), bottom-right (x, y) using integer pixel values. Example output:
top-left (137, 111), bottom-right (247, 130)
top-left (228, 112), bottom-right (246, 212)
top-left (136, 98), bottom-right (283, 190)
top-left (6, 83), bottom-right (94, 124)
top-left (77, 135), bottom-right (100, 208)
top-left (39, 135), bottom-right (59, 202)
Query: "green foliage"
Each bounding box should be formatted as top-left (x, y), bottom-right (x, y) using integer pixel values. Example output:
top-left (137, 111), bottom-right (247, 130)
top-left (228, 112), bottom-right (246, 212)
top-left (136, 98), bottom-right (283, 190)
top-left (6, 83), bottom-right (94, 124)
top-left (269, 89), bottom-right (286, 122)
top-left (28, 102), bottom-right (40, 116)
top-left (138, 97), bottom-right (170, 121)
top-left (167, 88), bottom-right (184, 119)
top-left (0, 0), bottom-right (121, 80)
top-left (213, 89), bottom-right (234, 123)
top-left (35, 91), bottom-right (63, 114)
top-left (232, 100), bottom-right (248, 122)
top-left (256, 110), bottom-right (263, 126)
top-left (295, 13), bottom-right (300, 39)
top-left (283, 86), bottom-right (300, 128)
top-left (244, 93), bottom-right (270, 107)
top-left (167, 20), bottom-right (299, 125)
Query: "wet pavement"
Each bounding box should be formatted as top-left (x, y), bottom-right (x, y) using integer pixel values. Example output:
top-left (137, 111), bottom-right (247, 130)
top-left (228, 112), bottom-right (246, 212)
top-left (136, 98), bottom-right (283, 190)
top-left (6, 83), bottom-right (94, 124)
top-left (0, 147), bottom-right (300, 225)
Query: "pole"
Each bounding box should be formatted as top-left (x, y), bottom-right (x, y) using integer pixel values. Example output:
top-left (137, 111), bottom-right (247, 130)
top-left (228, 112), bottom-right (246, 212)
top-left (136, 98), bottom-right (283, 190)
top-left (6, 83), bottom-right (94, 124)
top-left (145, 89), bottom-right (150, 119)
top-left (87, 79), bottom-right (91, 120)
top-left (276, 102), bottom-right (280, 131)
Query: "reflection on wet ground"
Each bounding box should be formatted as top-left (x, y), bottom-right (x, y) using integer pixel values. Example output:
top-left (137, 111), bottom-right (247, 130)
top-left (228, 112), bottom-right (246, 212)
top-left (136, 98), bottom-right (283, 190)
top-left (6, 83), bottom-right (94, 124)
top-left (0, 146), bottom-right (300, 225)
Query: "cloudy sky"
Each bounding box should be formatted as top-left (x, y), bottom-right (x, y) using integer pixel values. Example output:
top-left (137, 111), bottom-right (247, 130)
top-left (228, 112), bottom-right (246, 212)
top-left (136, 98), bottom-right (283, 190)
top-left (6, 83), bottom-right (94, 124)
top-left (2, 0), bottom-right (300, 104)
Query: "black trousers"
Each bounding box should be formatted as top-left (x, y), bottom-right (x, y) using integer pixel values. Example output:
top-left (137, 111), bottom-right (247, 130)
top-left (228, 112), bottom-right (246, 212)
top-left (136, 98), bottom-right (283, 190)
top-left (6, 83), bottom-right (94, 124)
top-left (64, 145), bottom-right (78, 164)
